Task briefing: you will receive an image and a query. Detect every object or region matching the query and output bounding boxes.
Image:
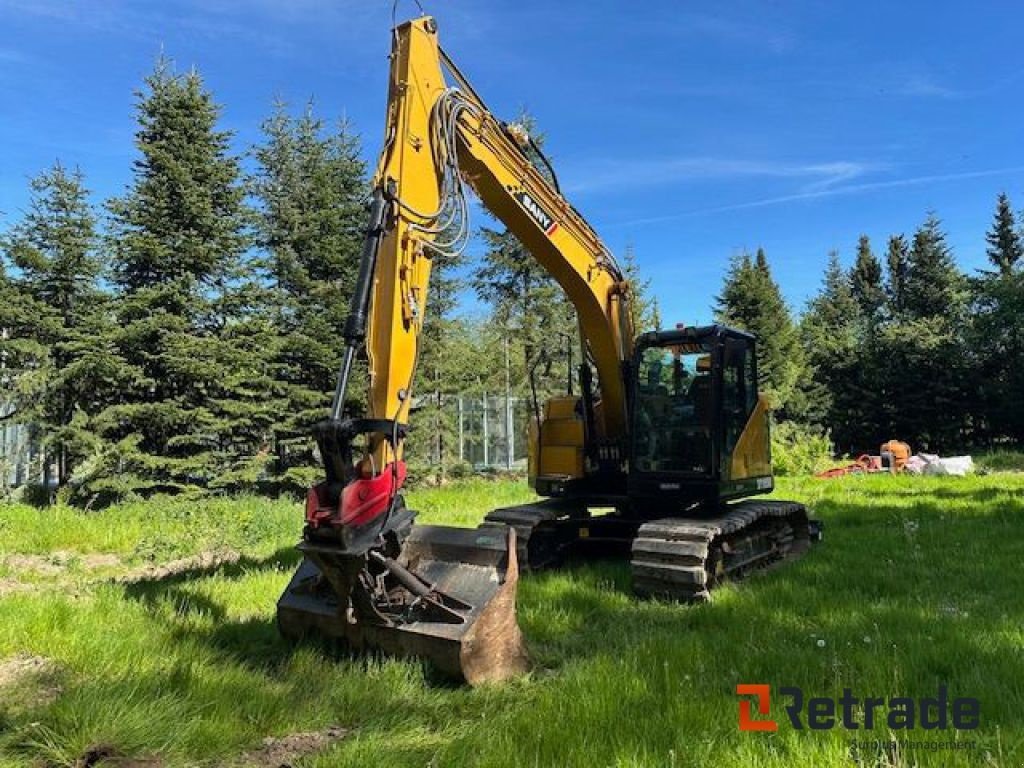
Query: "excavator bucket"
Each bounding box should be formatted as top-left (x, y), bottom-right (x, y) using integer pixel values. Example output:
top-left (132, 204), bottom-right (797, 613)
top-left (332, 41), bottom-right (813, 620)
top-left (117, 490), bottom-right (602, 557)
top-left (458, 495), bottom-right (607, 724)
top-left (277, 525), bottom-right (528, 685)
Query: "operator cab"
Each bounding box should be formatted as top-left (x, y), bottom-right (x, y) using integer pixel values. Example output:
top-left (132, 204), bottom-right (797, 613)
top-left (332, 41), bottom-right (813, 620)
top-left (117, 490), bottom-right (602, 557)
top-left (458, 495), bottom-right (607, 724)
top-left (628, 324), bottom-right (771, 508)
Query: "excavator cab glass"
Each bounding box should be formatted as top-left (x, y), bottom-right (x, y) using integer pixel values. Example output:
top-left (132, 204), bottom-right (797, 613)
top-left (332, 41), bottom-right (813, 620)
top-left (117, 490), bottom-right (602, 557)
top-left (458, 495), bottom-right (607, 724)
top-left (633, 342), bottom-right (715, 474)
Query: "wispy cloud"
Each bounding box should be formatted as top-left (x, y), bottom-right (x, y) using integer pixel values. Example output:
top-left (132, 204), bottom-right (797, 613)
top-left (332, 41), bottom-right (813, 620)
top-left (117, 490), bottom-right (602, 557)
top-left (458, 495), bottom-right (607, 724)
top-left (563, 156), bottom-right (882, 195)
top-left (0, 0), bottom-right (382, 57)
top-left (667, 12), bottom-right (795, 55)
top-left (890, 71), bottom-right (961, 99)
top-left (612, 166), bottom-right (1024, 226)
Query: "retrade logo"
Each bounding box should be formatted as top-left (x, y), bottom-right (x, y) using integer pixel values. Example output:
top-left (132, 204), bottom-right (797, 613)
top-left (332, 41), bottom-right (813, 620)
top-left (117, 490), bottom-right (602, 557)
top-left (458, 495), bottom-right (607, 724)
top-left (736, 684), bottom-right (980, 732)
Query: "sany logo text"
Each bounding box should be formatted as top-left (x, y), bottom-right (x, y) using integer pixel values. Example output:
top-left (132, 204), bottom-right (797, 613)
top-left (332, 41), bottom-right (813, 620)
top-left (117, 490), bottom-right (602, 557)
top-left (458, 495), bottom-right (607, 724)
top-left (513, 191), bottom-right (558, 236)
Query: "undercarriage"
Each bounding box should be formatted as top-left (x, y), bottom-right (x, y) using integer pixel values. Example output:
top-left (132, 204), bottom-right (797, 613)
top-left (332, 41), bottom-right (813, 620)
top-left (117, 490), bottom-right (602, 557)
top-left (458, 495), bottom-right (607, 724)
top-left (482, 498), bottom-right (820, 601)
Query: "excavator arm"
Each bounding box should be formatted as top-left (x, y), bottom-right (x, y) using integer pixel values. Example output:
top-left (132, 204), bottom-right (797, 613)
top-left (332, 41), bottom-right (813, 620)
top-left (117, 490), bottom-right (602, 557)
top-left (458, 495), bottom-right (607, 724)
top-left (350, 16), bottom-right (633, 483)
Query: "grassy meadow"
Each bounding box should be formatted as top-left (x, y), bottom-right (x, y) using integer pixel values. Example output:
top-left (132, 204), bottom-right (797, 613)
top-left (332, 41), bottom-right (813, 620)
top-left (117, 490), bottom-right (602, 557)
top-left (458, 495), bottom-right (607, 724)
top-left (1, 471), bottom-right (1023, 766)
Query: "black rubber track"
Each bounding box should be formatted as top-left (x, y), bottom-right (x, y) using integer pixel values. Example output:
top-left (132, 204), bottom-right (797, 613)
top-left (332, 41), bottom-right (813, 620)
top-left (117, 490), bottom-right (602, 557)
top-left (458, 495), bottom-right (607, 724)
top-left (630, 500), bottom-right (812, 602)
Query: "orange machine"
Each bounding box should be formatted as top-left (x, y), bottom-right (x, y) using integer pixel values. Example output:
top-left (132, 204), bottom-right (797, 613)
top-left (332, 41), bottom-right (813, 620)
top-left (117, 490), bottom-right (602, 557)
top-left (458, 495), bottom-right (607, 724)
top-left (880, 440), bottom-right (912, 473)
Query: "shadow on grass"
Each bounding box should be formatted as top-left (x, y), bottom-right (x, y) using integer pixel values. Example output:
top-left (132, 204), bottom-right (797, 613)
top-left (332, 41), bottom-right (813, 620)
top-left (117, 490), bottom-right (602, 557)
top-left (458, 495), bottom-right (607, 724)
top-left (120, 547), bottom-right (302, 669)
top-left (118, 546), bottom-right (466, 688)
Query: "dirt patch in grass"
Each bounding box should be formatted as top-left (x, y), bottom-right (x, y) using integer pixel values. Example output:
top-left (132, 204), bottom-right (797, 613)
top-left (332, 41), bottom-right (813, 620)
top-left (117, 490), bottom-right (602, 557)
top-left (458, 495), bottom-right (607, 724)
top-left (4, 554), bottom-right (67, 575)
top-left (117, 549), bottom-right (242, 585)
top-left (1, 549), bottom-right (241, 595)
top-left (3, 552), bottom-right (122, 574)
top-left (73, 745), bottom-right (163, 767)
top-left (0, 578), bottom-right (33, 597)
top-left (232, 726), bottom-right (348, 767)
top-left (64, 726), bottom-right (346, 767)
top-left (0, 654), bottom-right (62, 710)
top-left (81, 554), bottom-right (122, 569)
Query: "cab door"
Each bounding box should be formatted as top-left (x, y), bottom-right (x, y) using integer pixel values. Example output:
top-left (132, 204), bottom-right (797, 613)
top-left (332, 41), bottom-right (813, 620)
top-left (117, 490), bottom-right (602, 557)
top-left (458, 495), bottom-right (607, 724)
top-left (721, 335), bottom-right (772, 493)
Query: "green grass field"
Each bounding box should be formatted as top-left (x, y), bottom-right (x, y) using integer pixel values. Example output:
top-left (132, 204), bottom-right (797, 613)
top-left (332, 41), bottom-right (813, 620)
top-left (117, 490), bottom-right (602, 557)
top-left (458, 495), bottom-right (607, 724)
top-left (1, 472), bottom-right (1023, 767)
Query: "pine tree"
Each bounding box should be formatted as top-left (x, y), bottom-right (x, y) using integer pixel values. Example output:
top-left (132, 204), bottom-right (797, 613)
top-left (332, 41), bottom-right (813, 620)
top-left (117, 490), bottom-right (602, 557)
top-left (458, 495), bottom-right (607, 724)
top-left (971, 269), bottom-right (1024, 443)
top-left (875, 215), bottom-right (969, 450)
top-left (885, 234), bottom-right (909, 316)
top-left (714, 248), bottom-right (805, 417)
top-left (650, 298), bottom-right (663, 332)
top-left (810, 252), bottom-right (861, 330)
top-left (474, 224), bottom-right (576, 380)
top-left (972, 193), bottom-right (1024, 442)
top-left (0, 245), bottom-right (49, 447)
top-left (849, 235), bottom-right (885, 322)
top-left (985, 192), bottom-right (1022, 275)
top-left (904, 213), bottom-right (965, 320)
top-left (622, 243), bottom-right (658, 332)
top-left (251, 101), bottom-right (368, 490)
top-left (1, 164), bottom-right (114, 492)
top-left (715, 253), bottom-right (761, 333)
top-left (798, 249), bottom-right (888, 448)
top-left (797, 254), bottom-right (842, 428)
top-left (407, 206), bottom-right (470, 482)
top-left (95, 58), bottom-right (258, 497)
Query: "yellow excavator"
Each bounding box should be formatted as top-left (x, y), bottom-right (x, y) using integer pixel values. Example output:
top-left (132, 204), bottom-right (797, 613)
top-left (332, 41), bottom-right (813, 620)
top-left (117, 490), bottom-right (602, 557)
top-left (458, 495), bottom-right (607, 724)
top-left (276, 15), bottom-right (821, 684)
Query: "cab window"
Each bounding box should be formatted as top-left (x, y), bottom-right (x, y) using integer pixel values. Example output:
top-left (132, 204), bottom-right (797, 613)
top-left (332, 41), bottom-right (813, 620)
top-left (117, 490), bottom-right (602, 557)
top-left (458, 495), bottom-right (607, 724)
top-left (723, 339), bottom-right (756, 456)
top-left (633, 343), bottom-right (713, 474)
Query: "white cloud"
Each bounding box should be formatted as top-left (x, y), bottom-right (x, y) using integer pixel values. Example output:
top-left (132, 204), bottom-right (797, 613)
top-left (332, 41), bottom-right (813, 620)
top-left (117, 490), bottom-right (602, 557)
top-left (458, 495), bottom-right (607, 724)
top-left (890, 72), bottom-right (960, 99)
top-left (562, 156), bottom-right (882, 195)
top-left (687, 14), bottom-right (794, 55)
top-left (0, 0), bottom-right (385, 56)
top-left (613, 166), bottom-right (1024, 225)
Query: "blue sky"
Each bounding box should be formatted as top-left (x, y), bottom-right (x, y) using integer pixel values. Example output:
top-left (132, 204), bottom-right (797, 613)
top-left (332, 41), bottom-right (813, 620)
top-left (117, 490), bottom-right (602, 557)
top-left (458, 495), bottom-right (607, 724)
top-left (2, 0), bottom-right (1023, 325)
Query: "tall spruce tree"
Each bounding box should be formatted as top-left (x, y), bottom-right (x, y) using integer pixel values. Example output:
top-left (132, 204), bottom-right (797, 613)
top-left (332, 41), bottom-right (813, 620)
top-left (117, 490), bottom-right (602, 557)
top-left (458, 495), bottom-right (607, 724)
top-left (96, 59), bottom-right (258, 496)
top-left (1, 164), bottom-right (114, 491)
top-left (251, 102), bottom-right (367, 489)
top-left (850, 235), bottom-right (885, 323)
top-left (474, 225), bottom-right (577, 379)
top-left (714, 248), bottom-right (804, 417)
top-left (904, 213), bottom-right (965, 319)
top-left (0, 234), bottom-right (50, 443)
top-left (885, 234), bottom-right (910, 317)
top-left (972, 193), bottom-right (1024, 441)
top-left (985, 192), bottom-right (1022, 275)
top-left (407, 207), bottom-right (471, 482)
top-left (622, 243), bottom-right (659, 332)
top-left (874, 214), bottom-right (968, 450)
top-left (798, 251), bottom-right (861, 434)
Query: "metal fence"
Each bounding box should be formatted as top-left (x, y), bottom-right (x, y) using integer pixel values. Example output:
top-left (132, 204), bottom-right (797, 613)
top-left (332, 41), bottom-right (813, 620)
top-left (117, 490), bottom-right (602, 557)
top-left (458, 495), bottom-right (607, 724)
top-left (0, 402), bottom-right (35, 490)
top-left (452, 395), bottom-right (532, 470)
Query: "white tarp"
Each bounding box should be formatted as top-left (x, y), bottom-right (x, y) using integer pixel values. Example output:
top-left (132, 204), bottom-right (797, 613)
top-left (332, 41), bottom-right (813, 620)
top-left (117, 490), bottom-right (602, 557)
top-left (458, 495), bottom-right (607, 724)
top-left (912, 453), bottom-right (974, 476)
